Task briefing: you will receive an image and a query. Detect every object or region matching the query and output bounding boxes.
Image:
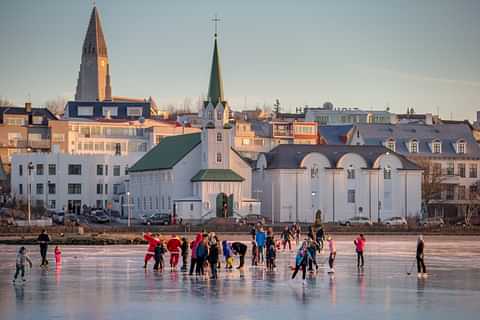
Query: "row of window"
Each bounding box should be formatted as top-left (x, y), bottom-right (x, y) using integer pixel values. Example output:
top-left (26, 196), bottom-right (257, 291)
top-left (77, 106), bottom-right (143, 117)
top-left (18, 183), bottom-right (121, 195)
top-left (19, 164), bottom-right (127, 176)
top-left (311, 166), bottom-right (392, 180)
top-left (431, 162), bottom-right (477, 178)
top-left (386, 138), bottom-right (467, 154)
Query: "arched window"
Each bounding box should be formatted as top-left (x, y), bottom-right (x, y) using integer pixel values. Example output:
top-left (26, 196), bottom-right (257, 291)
top-left (208, 110), bottom-right (213, 120)
top-left (347, 165), bottom-right (355, 179)
top-left (384, 166), bottom-right (392, 180)
top-left (216, 152), bottom-right (222, 163)
top-left (457, 140), bottom-right (466, 154)
top-left (409, 139), bottom-right (418, 153)
top-left (310, 164), bottom-right (319, 178)
top-left (217, 110), bottom-right (223, 121)
top-left (432, 139), bottom-right (441, 154)
top-left (216, 132), bottom-right (222, 142)
top-left (386, 139), bottom-right (395, 152)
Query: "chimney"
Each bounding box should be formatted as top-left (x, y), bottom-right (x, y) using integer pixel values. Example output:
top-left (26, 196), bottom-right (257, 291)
top-left (425, 113), bottom-right (433, 125)
top-left (25, 102), bottom-right (32, 113)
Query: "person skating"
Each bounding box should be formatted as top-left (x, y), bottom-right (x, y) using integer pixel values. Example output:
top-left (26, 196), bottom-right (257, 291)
top-left (294, 224), bottom-right (301, 243)
top-left (292, 241), bottom-right (311, 283)
top-left (327, 235), bottom-right (336, 273)
top-left (307, 239), bottom-right (319, 272)
top-left (222, 240), bottom-right (234, 270)
top-left (207, 238), bottom-right (220, 279)
top-left (416, 235), bottom-right (427, 275)
top-left (37, 229), bottom-right (50, 266)
top-left (251, 240), bottom-right (259, 266)
top-left (195, 238), bottom-right (208, 276)
top-left (307, 226), bottom-right (315, 241)
top-left (180, 237), bottom-right (189, 272)
top-left (316, 225), bottom-right (325, 251)
top-left (265, 228), bottom-right (276, 270)
top-left (255, 225), bottom-right (266, 264)
top-left (54, 246), bottom-right (62, 265)
top-left (281, 225), bottom-right (292, 250)
top-left (13, 247), bottom-right (32, 283)
top-left (231, 242), bottom-right (247, 269)
top-left (153, 240), bottom-right (166, 271)
top-left (354, 234), bottom-right (366, 268)
top-left (143, 232), bottom-right (160, 269)
top-left (167, 234), bottom-right (181, 270)
top-left (189, 233), bottom-right (203, 275)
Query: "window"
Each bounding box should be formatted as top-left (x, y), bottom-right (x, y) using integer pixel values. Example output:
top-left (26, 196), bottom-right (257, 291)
top-left (457, 141), bottom-right (466, 154)
top-left (102, 107), bottom-right (118, 117)
top-left (48, 200), bottom-right (56, 209)
top-left (384, 166), bottom-right (392, 180)
top-left (19, 165), bottom-right (23, 176)
top-left (124, 166), bottom-right (129, 175)
top-left (469, 164), bottom-right (477, 178)
top-left (97, 164), bottom-right (103, 176)
top-left (48, 164), bottom-right (56, 175)
top-left (347, 190), bottom-right (356, 203)
top-left (96, 200), bottom-right (103, 208)
top-left (32, 116), bottom-right (43, 125)
top-left (96, 184), bottom-right (103, 194)
top-left (190, 203), bottom-right (194, 211)
top-left (6, 117), bottom-right (26, 126)
top-left (68, 164), bottom-right (82, 175)
top-left (52, 133), bottom-right (64, 142)
top-left (77, 106), bottom-right (93, 116)
top-left (113, 184), bottom-right (121, 194)
top-left (217, 110), bottom-right (222, 120)
top-left (113, 165), bottom-right (121, 176)
top-left (409, 139), bottom-right (418, 153)
top-left (458, 185), bottom-right (466, 200)
top-left (347, 166), bottom-right (355, 179)
top-left (105, 184), bottom-right (108, 194)
top-left (36, 164), bottom-right (44, 175)
top-left (216, 132), bottom-right (222, 142)
top-left (310, 165), bottom-right (319, 178)
top-left (458, 163), bottom-right (466, 178)
top-left (208, 110), bottom-right (213, 120)
top-left (446, 162), bottom-right (454, 176)
top-left (36, 183), bottom-right (43, 195)
top-left (216, 153), bottom-right (222, 163)
top-left (143, 197), bottom-right (146, 210)
top-left (68, 184), bottom-right (82, 194)
top-left (168, 196), bottom-right (171, 209)
top-left (445, 184), bottom-right (455, 200)
top-left (432, 140), bottom-right (441, 154)
top-left (48, 183), bottom-right (56, 195)
top-left (242, 138), bottom-right (250, 145)
top-left (127, 107), bottom-right (143, 117)
top-left (433, 163), bottom-right (442, 176)
top-left (35, 200), bottom-right (44, 207)
top-left (19, 184), bottom-right (23, 195)
top-left (386, 139), bottom-right (395, 151)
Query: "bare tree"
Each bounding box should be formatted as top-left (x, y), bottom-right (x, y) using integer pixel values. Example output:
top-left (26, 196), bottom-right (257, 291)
top-left (460, 182), bottom-right (480, 225)
top-left (45, 96), bottom-right (67, 115)
top-left (414, 158), bottom-right (445, 212)
top-left (0, 96), bottom-right (15, 107)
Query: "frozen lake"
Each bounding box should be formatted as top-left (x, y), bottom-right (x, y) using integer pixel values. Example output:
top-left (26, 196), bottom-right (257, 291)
top-left (1, 235), bottom-right (480, 320)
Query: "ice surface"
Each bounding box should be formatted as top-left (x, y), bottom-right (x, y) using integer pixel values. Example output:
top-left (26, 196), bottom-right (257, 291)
top-left (1, 235), bottom-right (480, 320)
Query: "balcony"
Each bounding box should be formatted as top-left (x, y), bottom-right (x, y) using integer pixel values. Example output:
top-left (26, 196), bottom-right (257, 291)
top-left (6, 139), bottom-right (50, 149)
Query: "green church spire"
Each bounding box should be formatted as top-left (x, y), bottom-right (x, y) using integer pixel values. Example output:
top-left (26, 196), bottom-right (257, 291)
top-left (207, 35), bottom-right (224, 106)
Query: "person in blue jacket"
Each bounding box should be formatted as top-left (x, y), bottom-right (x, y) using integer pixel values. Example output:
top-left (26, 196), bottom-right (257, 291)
top-left (195, 238), bottom-right (208, 276)
top-left (255, 225), bottom-right (266, 264)
top-left (292, 241), bottom-right (312, 283)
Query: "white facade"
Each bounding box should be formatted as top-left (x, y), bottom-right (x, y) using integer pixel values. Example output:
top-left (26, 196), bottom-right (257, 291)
top-left (254, 146), bottom-right (422, 223)
top-left (11, 152), bottom-right (142, 214)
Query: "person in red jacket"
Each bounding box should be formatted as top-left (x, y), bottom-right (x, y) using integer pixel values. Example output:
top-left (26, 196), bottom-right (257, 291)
top-left (167, 234), bottom-right (182, 270)
top-left (143, 233), bottom-right (160, 269)
top-left (353, 234), bottom-right (366, 268)
top-left (189, 233), bottom-right (203, 275)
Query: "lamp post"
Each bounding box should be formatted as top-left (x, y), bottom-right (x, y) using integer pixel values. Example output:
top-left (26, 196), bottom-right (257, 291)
top-left (127, 191), bottom-right (131, 227)
top-left (27, 161), bottom-right (34, 225)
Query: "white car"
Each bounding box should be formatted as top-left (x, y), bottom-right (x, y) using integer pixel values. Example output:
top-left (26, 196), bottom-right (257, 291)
top-left (340, 216), bottom-right (372, 226)
top-left (383, 216), bottom-right (407, 226)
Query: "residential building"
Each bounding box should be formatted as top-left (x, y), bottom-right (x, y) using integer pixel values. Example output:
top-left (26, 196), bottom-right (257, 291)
top-left (318, 125), bottom-right (353, 145)
top-left (304, 103), bottom-right (394, 124)
top-left (349, 122), bottom-right (480, 219)
top-left (254, 144), bottom-right (422, 223)
top-left (0, 103), bottom-right (57, 176)
top-left (129, 34), bottom-right (259, 221)
top-left (10, 151), bottom-right (141, 214)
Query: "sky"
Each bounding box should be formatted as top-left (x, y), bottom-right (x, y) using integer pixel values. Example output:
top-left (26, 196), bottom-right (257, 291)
top-left (0, 0), bottom-right (479, 120)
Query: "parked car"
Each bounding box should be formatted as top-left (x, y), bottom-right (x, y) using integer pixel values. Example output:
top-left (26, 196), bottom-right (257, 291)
top-left (419, 217), bottom-right (444, 227)
top-left (143, 213), bottom-right (170, 225)
top-left (241, 214), bottom-right (270, 225)
top-left (449, 215), bottom-right (480, 226)
top-left (339, 216), bottom-right (373, 226)
top-left (64, 214), bottom-right (80, 225)
top-left (52, 211), bottom-right (65, 224)
top-left (91, 211), bottom-right (111, 224)
top-left (383, 216), bottom-right (407, 226)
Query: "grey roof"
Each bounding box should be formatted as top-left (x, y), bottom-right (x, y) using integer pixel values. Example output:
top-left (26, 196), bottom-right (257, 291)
top-left (250, 120), bottom-right (272, 138)
top-left (264, 144), bottom-right (420, 170)
top-left (318, 125), bottom-right (353, 145)
top-left (354, 123), bottom-right (480, 159)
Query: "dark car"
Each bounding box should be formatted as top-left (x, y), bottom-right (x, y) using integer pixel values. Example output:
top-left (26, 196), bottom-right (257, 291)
top-left (144, 213), bottom-right (170, 225)
top-left (91, 211), bottom-right (111, 224)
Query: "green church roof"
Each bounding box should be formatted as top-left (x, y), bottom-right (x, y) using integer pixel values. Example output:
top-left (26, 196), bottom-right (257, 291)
top-left (129, 133), bottom-right (201, 173)
top-left (191, 169), bottom-right (244, 182)
top-left (207, 37), bottom-right (224, 106)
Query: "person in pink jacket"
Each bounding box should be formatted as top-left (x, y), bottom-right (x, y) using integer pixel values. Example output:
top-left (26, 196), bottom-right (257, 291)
top-left (354, 234), bottom-right (366, 268)
top-left (143, 233), bottom-right (160, 269)
top-left (189, 233), bottom-right (203, 275)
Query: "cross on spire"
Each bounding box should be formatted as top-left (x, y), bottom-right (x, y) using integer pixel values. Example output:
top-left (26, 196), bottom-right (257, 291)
top-left (211, 14), bottom-right (221, 38)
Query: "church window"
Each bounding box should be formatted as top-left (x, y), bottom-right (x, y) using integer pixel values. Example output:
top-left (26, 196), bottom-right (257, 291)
top-left (347, 166), bottom-right (355, 179)
top-left (208, 111), bottom-right (213, 120)
top-left (190, 203), bottom-right (194, 211)
top-left (216, 153), bottom-right (222, 163)
top-left (217, 132), bottom-right (222, 142)
top-left (217, 111), bottom-right (222, 120)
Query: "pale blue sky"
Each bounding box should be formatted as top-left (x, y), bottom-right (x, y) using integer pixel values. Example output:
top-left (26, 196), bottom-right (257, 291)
top-left (1, 0), bottom-right (479, 120)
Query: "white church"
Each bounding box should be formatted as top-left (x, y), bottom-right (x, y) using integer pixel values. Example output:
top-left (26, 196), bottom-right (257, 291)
top-left (128, 35), bottom-right (260, 221)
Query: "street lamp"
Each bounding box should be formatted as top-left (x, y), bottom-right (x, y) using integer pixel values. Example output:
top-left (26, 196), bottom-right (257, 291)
top-left (27, 161), bottom-right (34, 225)
top-left (127, 191), bottom-right (131, 227)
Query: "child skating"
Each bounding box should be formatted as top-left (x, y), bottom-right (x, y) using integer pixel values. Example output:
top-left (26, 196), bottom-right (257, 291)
top-left (154, 241), bottom-right (166, 271)
top-left (54, 246), bottom-right (62, 265)
top-left (180, 237), bottom-right (189, 272)
top-left (222, 240), bottom-right (234, 270)
top-left (291, 241), bottom-right (311, 284)
top-left (13, 247), bottom-right (33, 283)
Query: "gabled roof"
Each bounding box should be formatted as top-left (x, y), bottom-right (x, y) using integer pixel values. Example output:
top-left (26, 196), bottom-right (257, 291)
top-left (191, 169), bottom-right (244, 182)
top-left (129, 133), bottom-right (201, 173)
top-left (354, 123), bottom-right (480, 159)
top-left (263, 144), bottom-right (420, 170)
